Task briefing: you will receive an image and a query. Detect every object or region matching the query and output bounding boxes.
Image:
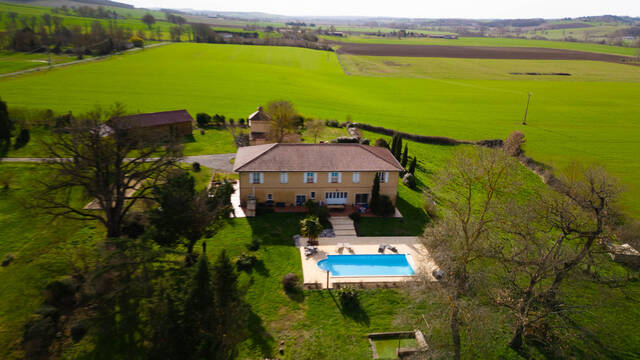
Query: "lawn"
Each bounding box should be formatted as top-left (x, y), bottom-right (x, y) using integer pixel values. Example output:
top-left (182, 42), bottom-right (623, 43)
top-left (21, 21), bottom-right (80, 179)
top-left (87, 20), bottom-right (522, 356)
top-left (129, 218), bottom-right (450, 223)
top-left (0, 42), bottom-right (638, 218)
top-left (182, 128), bottom-right (237, 155)
top-left (0, 163), bottom-right (103, 359)
top-left (321, 34), bottom-right (640, 56)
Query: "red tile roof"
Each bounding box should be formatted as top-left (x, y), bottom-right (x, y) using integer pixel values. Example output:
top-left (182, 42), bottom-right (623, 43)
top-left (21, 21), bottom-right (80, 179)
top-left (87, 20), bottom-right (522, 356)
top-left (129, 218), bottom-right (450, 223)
top-left (233, 143), bottom-right (404, 172)
top-left (110, 110), bottom-right (193, 129)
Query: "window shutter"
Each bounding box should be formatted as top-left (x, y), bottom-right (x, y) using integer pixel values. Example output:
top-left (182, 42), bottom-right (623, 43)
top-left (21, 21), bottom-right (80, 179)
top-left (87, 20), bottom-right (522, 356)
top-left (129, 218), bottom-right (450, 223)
top-left (384, 172), bottom-right (389, 183)
top-left (328, 172), bottom-right (332, 183)
top-left (249, 172), bottom-right (254, 184)
top-left (353, 172), bottom-right (359, 183)
top-left (303, 173), bottom-right (307, 184)
top-left (338, 172), bottom-right (342, 183)
top-left (259, 172), bottom-right (264, 184)
top-left (284, 172), bottom-right (288, 183)
top-left (313, 172), bottom-right (318, 183)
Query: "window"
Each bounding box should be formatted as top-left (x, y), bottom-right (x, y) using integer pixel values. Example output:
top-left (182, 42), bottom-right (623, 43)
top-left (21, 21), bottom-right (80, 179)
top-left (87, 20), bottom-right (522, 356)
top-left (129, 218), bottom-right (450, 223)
top-left (377, 171), bottom-right (388, 183)
top-left (310, 192), bottom-right (315, 199)
top-left (280, 172), bottom-right (288, 184)
top-left (352, 172), bottom-right (360, 183)
top-left (355, 193), bottom-right (369, 205)
top-left (305, 172), bottom-right (316, 183)
top-left (250, 172), bottom-right (263, 184)
top-left (329, 171), bottom-right (339, 183)
top-left (266, 194), bottom-right (273, 201)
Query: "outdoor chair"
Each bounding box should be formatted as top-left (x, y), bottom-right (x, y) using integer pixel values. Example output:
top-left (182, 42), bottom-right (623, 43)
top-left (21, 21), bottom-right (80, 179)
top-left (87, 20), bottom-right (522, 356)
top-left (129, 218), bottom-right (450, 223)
top-left (304, 246), bottom-right (318, 257)
top-left (378, 244), bottom-right (386, 253)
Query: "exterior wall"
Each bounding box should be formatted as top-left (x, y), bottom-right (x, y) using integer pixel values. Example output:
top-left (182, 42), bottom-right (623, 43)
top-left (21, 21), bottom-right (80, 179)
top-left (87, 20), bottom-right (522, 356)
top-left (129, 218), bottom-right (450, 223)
top-left (249, 120), bottom-right (270, 136)
top-left (238, 171), bottom-right (399, 206)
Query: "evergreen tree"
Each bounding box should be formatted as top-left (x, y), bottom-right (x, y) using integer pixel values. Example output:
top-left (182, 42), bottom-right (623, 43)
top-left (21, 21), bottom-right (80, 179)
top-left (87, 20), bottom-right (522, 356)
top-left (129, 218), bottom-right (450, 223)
top-left (184, 255), bottom-right (219, 358)
top-left (211, 250), bottom-right (248, 360)
top-left (391, 133), bottom-right (402, 161)
top-left (0, 98), bottom-right (12, 150)
top-left (371, 173), bottom-right (380, 203)
top-left (401, 144), bottom-right (408, 167)
top-left (408, 157), bottom-right (417, 175)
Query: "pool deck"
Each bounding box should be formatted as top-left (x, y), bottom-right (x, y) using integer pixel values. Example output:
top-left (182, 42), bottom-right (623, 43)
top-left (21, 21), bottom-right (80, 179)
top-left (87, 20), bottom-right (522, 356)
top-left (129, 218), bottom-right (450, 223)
top-left (297, 235), bottom-right (438, 289)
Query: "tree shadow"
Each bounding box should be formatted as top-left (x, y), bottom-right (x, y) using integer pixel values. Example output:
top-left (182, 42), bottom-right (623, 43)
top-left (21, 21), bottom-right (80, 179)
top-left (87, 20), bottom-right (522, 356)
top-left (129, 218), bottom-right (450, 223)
top-left (247, 309), bottom-right (276, 357)
top-left (284, 286), bottom-right (305, 303)
top-left (328, 289), bottom-right (370, 326)
top-left (0, 141), bottom-right (9, 157)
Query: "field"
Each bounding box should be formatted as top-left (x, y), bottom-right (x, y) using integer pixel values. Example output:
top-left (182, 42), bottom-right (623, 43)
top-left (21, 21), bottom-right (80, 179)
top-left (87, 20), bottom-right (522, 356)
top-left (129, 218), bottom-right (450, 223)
top-left (321, 34), bottom-right (640, 56)
top-left (336, 43), bottom-right (639, 65)
top-left (338, 55), bottom-right (640, 81)
top-left (0, 43), bottom-right (639, 216)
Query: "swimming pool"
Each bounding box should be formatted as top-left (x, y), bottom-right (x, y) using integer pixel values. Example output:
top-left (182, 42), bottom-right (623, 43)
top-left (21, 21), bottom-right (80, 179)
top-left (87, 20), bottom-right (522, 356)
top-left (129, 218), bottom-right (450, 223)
top-left (317, 254), bottom-right (415, 277)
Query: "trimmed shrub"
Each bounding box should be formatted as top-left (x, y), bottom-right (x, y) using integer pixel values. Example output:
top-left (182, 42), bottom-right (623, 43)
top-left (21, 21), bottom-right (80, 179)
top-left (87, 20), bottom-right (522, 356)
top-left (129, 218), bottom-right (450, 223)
top-left (14, 128), bottom-right (30, 149)
top-left (373, 138), bottom-right (389, 148)
top-left (360, 138), bottom-right (370, 145)
top-left (337, 286), bottom-right (359, 309)
top-left (402, 173), bottom-right (416, 189)
top-left (282, 273), bottom-right (300, 291)
top-left (196, 113), bottom-right (211, 128)
top-left (348, 210), bottom-right (361, 223)
top-left (371, 195), bottom-right (395, 217)
top-left (236, 253), bottom-right (258, 271)
top-left (423, 193), bottom-right (438, 219)
top-left (192, 162), bottom-right (201, 172)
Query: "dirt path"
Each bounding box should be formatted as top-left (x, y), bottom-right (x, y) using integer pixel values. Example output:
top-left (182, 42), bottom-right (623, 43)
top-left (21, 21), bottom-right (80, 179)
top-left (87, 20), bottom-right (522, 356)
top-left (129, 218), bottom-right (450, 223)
top-left (336, 43), bottom-right (639, 66)
top-left (0, 42), bottom-right (170, 79)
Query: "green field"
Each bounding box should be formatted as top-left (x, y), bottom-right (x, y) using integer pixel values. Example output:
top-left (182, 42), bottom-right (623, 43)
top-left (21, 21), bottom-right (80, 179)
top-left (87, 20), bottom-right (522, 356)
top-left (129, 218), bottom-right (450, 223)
top-left (339, 55), bottom-right (640, 82)
top-left (321, 34), bottom-right (640, 56)
top-left (0, 43), bottom-right (639, 216)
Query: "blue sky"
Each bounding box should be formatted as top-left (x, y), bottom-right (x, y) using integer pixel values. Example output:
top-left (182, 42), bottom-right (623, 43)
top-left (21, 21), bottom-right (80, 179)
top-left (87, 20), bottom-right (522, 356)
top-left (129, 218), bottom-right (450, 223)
top-left (124, 0), bottom-right (640, 19)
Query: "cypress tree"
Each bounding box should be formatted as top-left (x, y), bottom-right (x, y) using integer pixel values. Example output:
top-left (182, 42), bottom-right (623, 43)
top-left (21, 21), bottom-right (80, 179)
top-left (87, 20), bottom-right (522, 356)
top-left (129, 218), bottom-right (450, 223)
top-left (401, 144), bottom-right (408, 167)
top-left (408, 157), bottom-right (417, 175)
top-left (371, 172), bottom-right (380, 203)
top-left (0, 98), bottom-right (12, 149)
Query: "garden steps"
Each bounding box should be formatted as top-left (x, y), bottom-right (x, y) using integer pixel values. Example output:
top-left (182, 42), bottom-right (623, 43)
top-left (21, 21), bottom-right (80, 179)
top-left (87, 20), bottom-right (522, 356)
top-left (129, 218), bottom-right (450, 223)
top-left (329, 217), bottom-right (357, 237)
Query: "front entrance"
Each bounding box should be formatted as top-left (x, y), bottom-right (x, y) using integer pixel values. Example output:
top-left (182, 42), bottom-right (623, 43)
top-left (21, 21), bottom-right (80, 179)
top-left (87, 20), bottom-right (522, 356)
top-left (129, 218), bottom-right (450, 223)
top-left (296, 195), bottom-right (306, 206)
top-left (325, 191), bottom-right (347, 205)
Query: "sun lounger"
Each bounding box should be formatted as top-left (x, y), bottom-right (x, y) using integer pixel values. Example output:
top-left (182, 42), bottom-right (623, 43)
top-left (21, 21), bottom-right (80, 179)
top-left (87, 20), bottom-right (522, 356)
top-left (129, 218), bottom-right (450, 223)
top-left (344, 243), bottom-right (352, 251)
top-left (387, 245), bottom-right (398, 253)
top-left (336, 242), bottom-right (345, 251)
top-left (378, 244), bottom-right (386, 253)
top-left (304, 246), bottom-right (318, 257)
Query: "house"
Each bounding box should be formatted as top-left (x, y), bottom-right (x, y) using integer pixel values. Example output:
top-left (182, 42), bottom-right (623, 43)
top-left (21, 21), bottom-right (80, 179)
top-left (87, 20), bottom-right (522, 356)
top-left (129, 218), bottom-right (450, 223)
top-left (233, 143), bottom-right (404, 211)
top-left (247, 106), bottom-right (301, 145)
top-left (108, 110), bottom-right (193, 141)
top-left (248, 106), bottom-right (271, 144)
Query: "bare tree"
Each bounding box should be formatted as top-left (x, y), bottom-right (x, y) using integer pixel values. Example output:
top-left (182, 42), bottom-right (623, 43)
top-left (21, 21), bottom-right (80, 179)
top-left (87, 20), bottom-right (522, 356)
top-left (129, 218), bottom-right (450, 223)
top-left (421, 147), bottom-right (517, 360)
top-left (32, 104), bottom-right (181, 238)
top-left (305, 118), bottom-right (324, 143)
top-left (490, 163), bottom-right (621, 356)
top-left (266, 100), bottom-right (297, 142)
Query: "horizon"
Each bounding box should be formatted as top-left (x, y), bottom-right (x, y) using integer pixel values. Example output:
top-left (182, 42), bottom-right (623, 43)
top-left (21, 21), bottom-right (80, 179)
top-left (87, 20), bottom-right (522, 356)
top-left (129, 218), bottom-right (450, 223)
top-left (123, 0), bottom-right (640, 20)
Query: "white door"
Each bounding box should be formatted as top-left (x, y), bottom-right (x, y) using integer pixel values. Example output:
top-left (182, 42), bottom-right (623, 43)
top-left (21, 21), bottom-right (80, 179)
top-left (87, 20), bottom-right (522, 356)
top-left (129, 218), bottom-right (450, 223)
top-left (325, 192), bottom-right (347, 205)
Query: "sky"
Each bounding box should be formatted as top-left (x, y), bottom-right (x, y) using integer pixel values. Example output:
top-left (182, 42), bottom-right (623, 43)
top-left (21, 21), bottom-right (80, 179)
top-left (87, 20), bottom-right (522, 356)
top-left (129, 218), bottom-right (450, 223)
top-left (123, 0), bottom-right (640, 19)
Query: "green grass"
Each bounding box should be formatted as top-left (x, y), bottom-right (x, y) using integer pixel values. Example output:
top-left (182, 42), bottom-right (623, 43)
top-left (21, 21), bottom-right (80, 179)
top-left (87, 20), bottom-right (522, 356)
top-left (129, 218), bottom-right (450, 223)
top-left (0, 163), bottom-right (104, 359)
top-left (339, 55), bottom-right (640, 82)
top-left (182, 129), bottom-right (237, 155)
top-left (322, 34), bottom-right (639, 56)
top-left (0, 42), bottom-right (639, 217)
top-left (374, 338), bottom-right (418, 359)
top-left (196, 213), bottom-right (424, 359)
top-left (0, 51), bottom-right (86, 75)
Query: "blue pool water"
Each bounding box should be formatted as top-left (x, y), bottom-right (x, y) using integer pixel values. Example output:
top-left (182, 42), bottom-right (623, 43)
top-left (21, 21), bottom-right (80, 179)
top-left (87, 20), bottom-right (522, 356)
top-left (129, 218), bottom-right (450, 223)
top-left (317, 254), bottom-right (415, 276)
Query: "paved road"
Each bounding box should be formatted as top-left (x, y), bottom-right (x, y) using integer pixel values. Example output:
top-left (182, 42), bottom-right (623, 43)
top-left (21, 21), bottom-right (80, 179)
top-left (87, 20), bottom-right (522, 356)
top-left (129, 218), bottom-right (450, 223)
top-left (1, 153), bottom-right (236, 172)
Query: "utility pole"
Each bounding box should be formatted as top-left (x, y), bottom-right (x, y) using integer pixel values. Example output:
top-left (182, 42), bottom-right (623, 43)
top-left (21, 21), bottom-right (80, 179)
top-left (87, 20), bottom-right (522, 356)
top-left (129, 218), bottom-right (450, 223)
top-left (522, 92), bottom-right (532, 125)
